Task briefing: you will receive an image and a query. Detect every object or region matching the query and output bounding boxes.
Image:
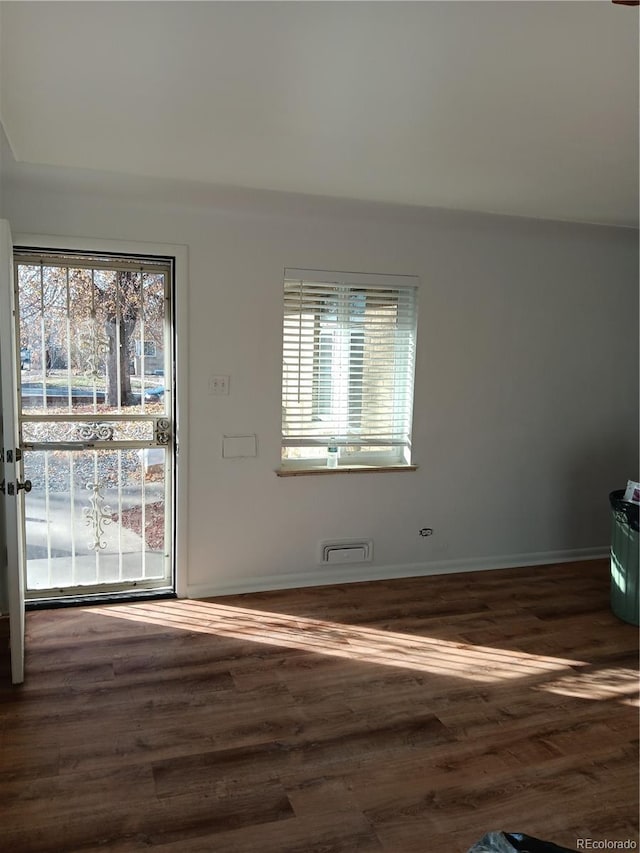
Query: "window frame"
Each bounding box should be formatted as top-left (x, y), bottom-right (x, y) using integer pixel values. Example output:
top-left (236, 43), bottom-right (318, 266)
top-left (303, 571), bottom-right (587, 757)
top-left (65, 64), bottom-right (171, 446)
top-left (280, 268), bottom-right (419, 472)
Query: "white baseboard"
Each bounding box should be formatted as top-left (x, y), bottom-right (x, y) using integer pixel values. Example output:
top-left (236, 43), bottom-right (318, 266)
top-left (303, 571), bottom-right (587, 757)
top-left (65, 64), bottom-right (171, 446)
top-left (186, 546), bottom-right (608, 600)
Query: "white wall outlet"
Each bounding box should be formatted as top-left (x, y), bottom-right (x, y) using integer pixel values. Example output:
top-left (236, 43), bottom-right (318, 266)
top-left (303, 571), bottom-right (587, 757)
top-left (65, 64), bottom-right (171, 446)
top-left (209, 374), bottom-right (230, 395)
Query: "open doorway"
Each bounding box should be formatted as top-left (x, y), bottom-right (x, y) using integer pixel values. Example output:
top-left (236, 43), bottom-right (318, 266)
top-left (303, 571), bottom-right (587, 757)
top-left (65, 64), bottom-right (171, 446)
top-left (13, 248), bottom-right (177, 603)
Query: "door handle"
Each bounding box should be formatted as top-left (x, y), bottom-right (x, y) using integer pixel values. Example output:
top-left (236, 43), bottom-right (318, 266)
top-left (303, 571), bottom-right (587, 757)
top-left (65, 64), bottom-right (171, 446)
top-left (7, 480), bottom-right (32, 495)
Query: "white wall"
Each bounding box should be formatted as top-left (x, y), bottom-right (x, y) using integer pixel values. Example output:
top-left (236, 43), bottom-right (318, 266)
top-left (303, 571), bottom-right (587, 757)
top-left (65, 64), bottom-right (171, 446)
top-left (3, 169), bottom-right (638, 595)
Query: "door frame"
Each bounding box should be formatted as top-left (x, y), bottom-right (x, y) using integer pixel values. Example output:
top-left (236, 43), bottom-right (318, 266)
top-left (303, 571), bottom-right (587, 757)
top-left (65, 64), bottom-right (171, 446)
top-left (1, 219), bottom-right (25, 683)
top-left (13, 233), bottom-right (189, 599)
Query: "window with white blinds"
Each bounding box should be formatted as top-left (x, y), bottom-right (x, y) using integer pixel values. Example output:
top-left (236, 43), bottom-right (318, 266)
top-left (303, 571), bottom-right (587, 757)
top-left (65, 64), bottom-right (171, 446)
top-left (281, 269), bottom-right (418, 468)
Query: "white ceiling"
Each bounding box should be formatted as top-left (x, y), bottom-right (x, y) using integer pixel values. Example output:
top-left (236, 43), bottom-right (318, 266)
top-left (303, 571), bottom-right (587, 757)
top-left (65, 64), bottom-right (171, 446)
top-left (0, 1), bottom-right (638, 226)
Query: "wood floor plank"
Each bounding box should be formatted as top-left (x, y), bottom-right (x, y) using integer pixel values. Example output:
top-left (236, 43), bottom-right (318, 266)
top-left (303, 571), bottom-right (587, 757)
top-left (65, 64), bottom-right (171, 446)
top-left (78, 811), bottom-right (386, 853)
top-left (0, 558), bottom-right (637, 853)
top-left (1, 781), bottom-right (295, 852)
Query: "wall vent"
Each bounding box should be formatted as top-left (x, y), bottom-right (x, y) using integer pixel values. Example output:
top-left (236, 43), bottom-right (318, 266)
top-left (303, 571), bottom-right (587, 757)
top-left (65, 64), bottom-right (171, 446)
top-left (318, 539), bottom-right (373, 565)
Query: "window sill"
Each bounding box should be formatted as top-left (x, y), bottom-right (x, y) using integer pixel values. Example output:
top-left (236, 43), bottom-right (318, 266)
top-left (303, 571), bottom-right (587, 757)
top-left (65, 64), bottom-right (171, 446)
top-left (276, 464), bottom-right (418, 477)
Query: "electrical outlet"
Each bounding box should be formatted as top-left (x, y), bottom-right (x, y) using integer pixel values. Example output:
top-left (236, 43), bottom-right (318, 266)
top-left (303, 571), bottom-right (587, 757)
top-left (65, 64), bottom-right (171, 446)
top-left (209, 374), bottom-right (230, 395)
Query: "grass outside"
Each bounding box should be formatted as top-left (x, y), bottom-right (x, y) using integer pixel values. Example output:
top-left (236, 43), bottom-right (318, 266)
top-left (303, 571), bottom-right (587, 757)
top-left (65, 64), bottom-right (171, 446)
top-left (22, 370), bottom-right (159, 392)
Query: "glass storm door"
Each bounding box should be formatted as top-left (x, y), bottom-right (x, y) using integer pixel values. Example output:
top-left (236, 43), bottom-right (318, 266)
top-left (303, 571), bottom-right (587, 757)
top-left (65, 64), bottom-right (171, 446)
top-left (14, 250), bottom-right (174, 601)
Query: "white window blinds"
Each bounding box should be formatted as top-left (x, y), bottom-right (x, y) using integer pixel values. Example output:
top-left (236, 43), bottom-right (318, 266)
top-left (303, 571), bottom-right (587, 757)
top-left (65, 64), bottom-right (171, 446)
top-left (281, 269), bottom-right (418, 464)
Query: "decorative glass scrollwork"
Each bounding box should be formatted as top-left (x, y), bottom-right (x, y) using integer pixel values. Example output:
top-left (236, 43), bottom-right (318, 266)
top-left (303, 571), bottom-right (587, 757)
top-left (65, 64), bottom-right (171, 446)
top-left (155, 418), bottom-right (171, 445)
top-left (22, 420), bottom-right (155, 443)
top-left (77, 423), bottom-right (115, 442)
top-left (83, 482), bottom-right (112, 550)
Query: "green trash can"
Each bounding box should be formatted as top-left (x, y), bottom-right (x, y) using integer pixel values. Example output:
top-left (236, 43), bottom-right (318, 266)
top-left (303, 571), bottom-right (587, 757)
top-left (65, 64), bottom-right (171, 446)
top-left (609, 490), bottom-right (639, 626)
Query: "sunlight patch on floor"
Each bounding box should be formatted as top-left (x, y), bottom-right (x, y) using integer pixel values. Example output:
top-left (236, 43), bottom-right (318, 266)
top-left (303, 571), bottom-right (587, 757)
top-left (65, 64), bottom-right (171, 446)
top-left (90, 598), bottom-right (585, 684)
top-left (537, 666), bottom-right (639, 706)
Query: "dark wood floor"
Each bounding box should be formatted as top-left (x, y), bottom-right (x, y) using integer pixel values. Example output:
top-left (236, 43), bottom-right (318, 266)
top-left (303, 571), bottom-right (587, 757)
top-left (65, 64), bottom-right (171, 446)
top-left (0, 559), bottom-right (638, 853)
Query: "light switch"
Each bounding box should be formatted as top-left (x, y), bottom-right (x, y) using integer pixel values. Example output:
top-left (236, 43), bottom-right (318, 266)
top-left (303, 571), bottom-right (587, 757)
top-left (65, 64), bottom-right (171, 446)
top-left (209, 375), bottom-right (230, 395)
top-left (222, 434), bottom-right (257, 458)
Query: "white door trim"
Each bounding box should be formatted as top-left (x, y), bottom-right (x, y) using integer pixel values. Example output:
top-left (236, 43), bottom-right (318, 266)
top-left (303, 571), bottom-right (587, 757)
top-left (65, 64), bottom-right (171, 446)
top-left (1, 219), bottom-right (25, 683)
top-left (13, 233), bottom-right (189, 598)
